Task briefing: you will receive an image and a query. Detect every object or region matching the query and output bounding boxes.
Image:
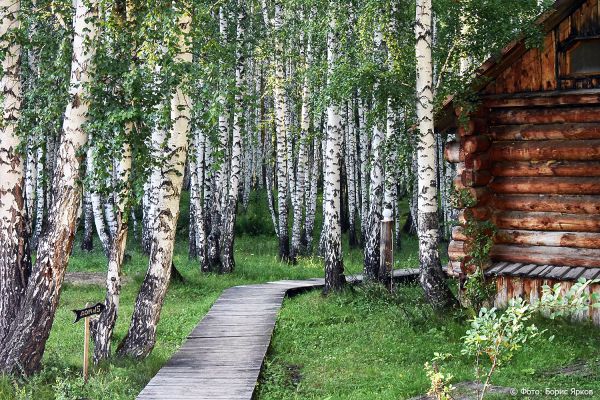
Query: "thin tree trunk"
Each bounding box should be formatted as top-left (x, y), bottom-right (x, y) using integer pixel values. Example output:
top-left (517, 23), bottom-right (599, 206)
top-left (0, 0), bottom-right (97, 374)
top-left (345, 102), bottom-right (358, 248)
top-left (0, 0), bottom-right (30, 346)
top-left (87, 141), bottom-right (111, 256)
top-left (92, 140), bottom-right (131, 364)
top-left (363, 28), bottom-right (385, 281)
top-left (357, 96), bottom-right (369, 245)
top-left (219, 0), bottom-right (246, 274)
top-left (32, 146), bottom-right (44, 248)
top-left (117, 9), bottom-right (192, 359)
top-left (304, 134), bottom-right (319, 254)
top-left (273, 1), bottom-right (290, 262)
top-left (323, 11), bottom-right (345, 293)
top-left (415, 0), bottom-right (457, 310)
top-left (291, 24), bottom-right (312, 261)
top-left (81, 188), bottom-right (94, 251)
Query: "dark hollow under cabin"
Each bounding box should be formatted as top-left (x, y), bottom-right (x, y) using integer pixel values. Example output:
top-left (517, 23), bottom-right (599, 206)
top-left (437, 0), bottom-right (600, 324)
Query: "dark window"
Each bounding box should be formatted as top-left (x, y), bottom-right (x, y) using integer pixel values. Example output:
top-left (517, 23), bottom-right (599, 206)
top-left (567, 39), bottom-right (600, 75)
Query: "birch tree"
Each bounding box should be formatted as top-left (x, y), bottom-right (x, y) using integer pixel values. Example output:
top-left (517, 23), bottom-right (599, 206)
top-left (117, 6), bottom-right (192, 359)
top-left (323, 5), bottom-right (345, 293)
top-left (273, 0), bottom-right (290, 262)
top-left (219, 0), bottom-right (246, 273)
top-left (0, 0), bottom-right (98, 374)
top-left (363, 27), bottom-right (385, 282)
top-left (414, 0), bottom-right (456, 310)
top-left (0, 0), bottom-right (30, 346)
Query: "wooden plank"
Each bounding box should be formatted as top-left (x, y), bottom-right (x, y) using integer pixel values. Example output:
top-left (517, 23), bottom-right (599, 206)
top-left (563, 266), bottom-right (586, 280)
top-left (582, 268), bottom-right (600, 280)
top-left (545, 266), bottom-right (571, 280)
top-left (514, 264), bottom-right (538, 276)
top-left (137, 271), bottom-right (421, 400)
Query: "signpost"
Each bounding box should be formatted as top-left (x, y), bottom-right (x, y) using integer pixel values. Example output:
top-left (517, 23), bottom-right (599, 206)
top-left (72, 302), bottom-right (105, 382)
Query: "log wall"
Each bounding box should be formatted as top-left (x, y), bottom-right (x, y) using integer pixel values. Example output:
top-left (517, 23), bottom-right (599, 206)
top-left (494, 277), bottom-right (600, 326)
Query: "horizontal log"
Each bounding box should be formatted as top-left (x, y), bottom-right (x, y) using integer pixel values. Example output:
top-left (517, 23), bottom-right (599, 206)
top-left (483, 90), bottom-right (600, 108)
top-left (490, 123), bottom-right (600, 141)
top-left (457, 118), bottom-right (488, 137)
top-left (490, 177), bottom-right (600, 195)
top-left (494, 211), bottom-right (600, 232)
top-left (458, 207), bottom-right (492, 223)
top-left (461, 169), bottom-right (492, 187)
top-left (464, 152), bottom-right (492, 170)
top-left (451, 226), bottom-right (468, 241)
top-left (444, 141), bottom-right (462, 163)
top-left (490, 244), bottom-right (600, 268)
top-left (495, 230), bottom-right (600, 249)
top-left (462, 135), bottom-right (491, 153)
top-left (489, 106), bottom-right (600, 125)
top-left (490, 140), bottom-right (600, 161)
top-left (448, 240), bottom-right (469, 262)
top-left (492, 194), bottom-right (600, 214)
top-left (492, 161), bottom-right (600, 177)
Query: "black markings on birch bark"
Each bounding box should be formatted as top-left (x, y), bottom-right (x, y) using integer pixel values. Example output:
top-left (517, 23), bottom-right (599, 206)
top-left (0, 0), bottom-right (30, 347)
top-left (415, 0), bottom-right (457, 310)
top-left (117, 8), bottom-right (192, 359)
top-left (323, 8), bottom-right (345, 293)
top-left (0, 0), bottom-right (98, 374)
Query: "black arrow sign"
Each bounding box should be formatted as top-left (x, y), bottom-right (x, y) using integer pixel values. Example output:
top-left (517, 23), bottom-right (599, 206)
top-left (72, 303), bottom-right (105, 323)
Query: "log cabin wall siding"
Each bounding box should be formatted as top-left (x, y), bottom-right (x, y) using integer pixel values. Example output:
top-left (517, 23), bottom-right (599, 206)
top-left (483, 0), bottom-right (600, 95)
top-left (441, 0), bottom-right (600, 322)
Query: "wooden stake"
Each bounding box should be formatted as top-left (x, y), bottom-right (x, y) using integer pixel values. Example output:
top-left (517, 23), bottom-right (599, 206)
top-left (380, 220), bottom-right (394, 291)
top-left (83, 303), bottom-right (90, 383)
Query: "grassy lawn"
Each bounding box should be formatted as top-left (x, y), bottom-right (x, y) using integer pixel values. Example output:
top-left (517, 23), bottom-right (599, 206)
top-left (257, 285), bottom-right (600, 399)
top-left (0, 190), bottom-right (421, 399)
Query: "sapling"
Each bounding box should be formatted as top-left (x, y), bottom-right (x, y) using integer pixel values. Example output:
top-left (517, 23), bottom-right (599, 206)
top-left (427, 278), bottom-right (600, 400)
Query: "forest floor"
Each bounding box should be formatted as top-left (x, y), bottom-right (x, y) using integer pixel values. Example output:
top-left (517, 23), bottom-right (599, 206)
top-left (1, 192), bottom-right (600, 399)
top-left (256, 285), bottom-right (600, 400)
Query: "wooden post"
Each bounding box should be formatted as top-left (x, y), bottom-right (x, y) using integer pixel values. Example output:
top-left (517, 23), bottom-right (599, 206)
top-left (380, 218), bottom-right (394, 291)
top-left (83, 303), bottom-right (90, 382)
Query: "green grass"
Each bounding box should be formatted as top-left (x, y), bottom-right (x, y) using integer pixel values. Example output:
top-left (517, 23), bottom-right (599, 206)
top-left (0, 190), bottom-right (420, 399)
top-left (257, 285), bottom-right (600, 399)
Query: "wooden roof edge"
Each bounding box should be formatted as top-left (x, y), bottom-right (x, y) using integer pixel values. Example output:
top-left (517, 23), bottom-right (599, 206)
top-left (435, 0), bottom-right (586, 132)
top-left (485, 262), bottom-right (600, 282)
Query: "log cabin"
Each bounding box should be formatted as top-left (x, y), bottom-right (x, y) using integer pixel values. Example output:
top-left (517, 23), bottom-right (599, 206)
top-left (437, 0), bottom-right (600, 324)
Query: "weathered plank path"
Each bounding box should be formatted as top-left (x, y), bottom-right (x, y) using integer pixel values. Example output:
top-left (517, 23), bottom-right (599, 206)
top-left (136, 270), bottom-right (418, 400)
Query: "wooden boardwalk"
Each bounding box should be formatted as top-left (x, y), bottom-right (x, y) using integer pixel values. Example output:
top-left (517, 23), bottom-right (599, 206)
top-left (136, 270), bottom-right (419, 400)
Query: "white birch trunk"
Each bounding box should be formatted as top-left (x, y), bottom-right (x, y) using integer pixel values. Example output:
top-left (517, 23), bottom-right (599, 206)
top-left (219, 0), bottom-right (246, 273)
top-left (323, 12), bottom-right (345, 292)
top-left (0, 0), bottom-right (97, 373)
top-left (117, 9), bottom-right (192, 359)
top-left (290, 26), bottom-right (311, 260)
top-left (0, 0), bottom-right (29, 345)
top-left (357, 96), bottom-right (369, 244)
top-left (363, 29), bottom-right (385, 281)
top-left (415, 0), bottom-right (456, 309)
top-left (87, 140), bottom-right (110, 256)
top-left (32, 146), bottom-right (44, 247)
top-left (273, 1), bottom-right (289, 261)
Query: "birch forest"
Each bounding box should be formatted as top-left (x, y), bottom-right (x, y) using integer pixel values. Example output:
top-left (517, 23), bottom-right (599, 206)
top-left (0, 0), bottom-right (573, 397)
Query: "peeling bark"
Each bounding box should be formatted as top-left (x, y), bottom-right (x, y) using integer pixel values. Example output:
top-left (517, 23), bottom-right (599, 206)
top-left (0, 0), bottom-right (30, 347)
top-left (117, 8), bottom-right (192, 359)
top-left (0, 0), bottom-right (98, 374)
